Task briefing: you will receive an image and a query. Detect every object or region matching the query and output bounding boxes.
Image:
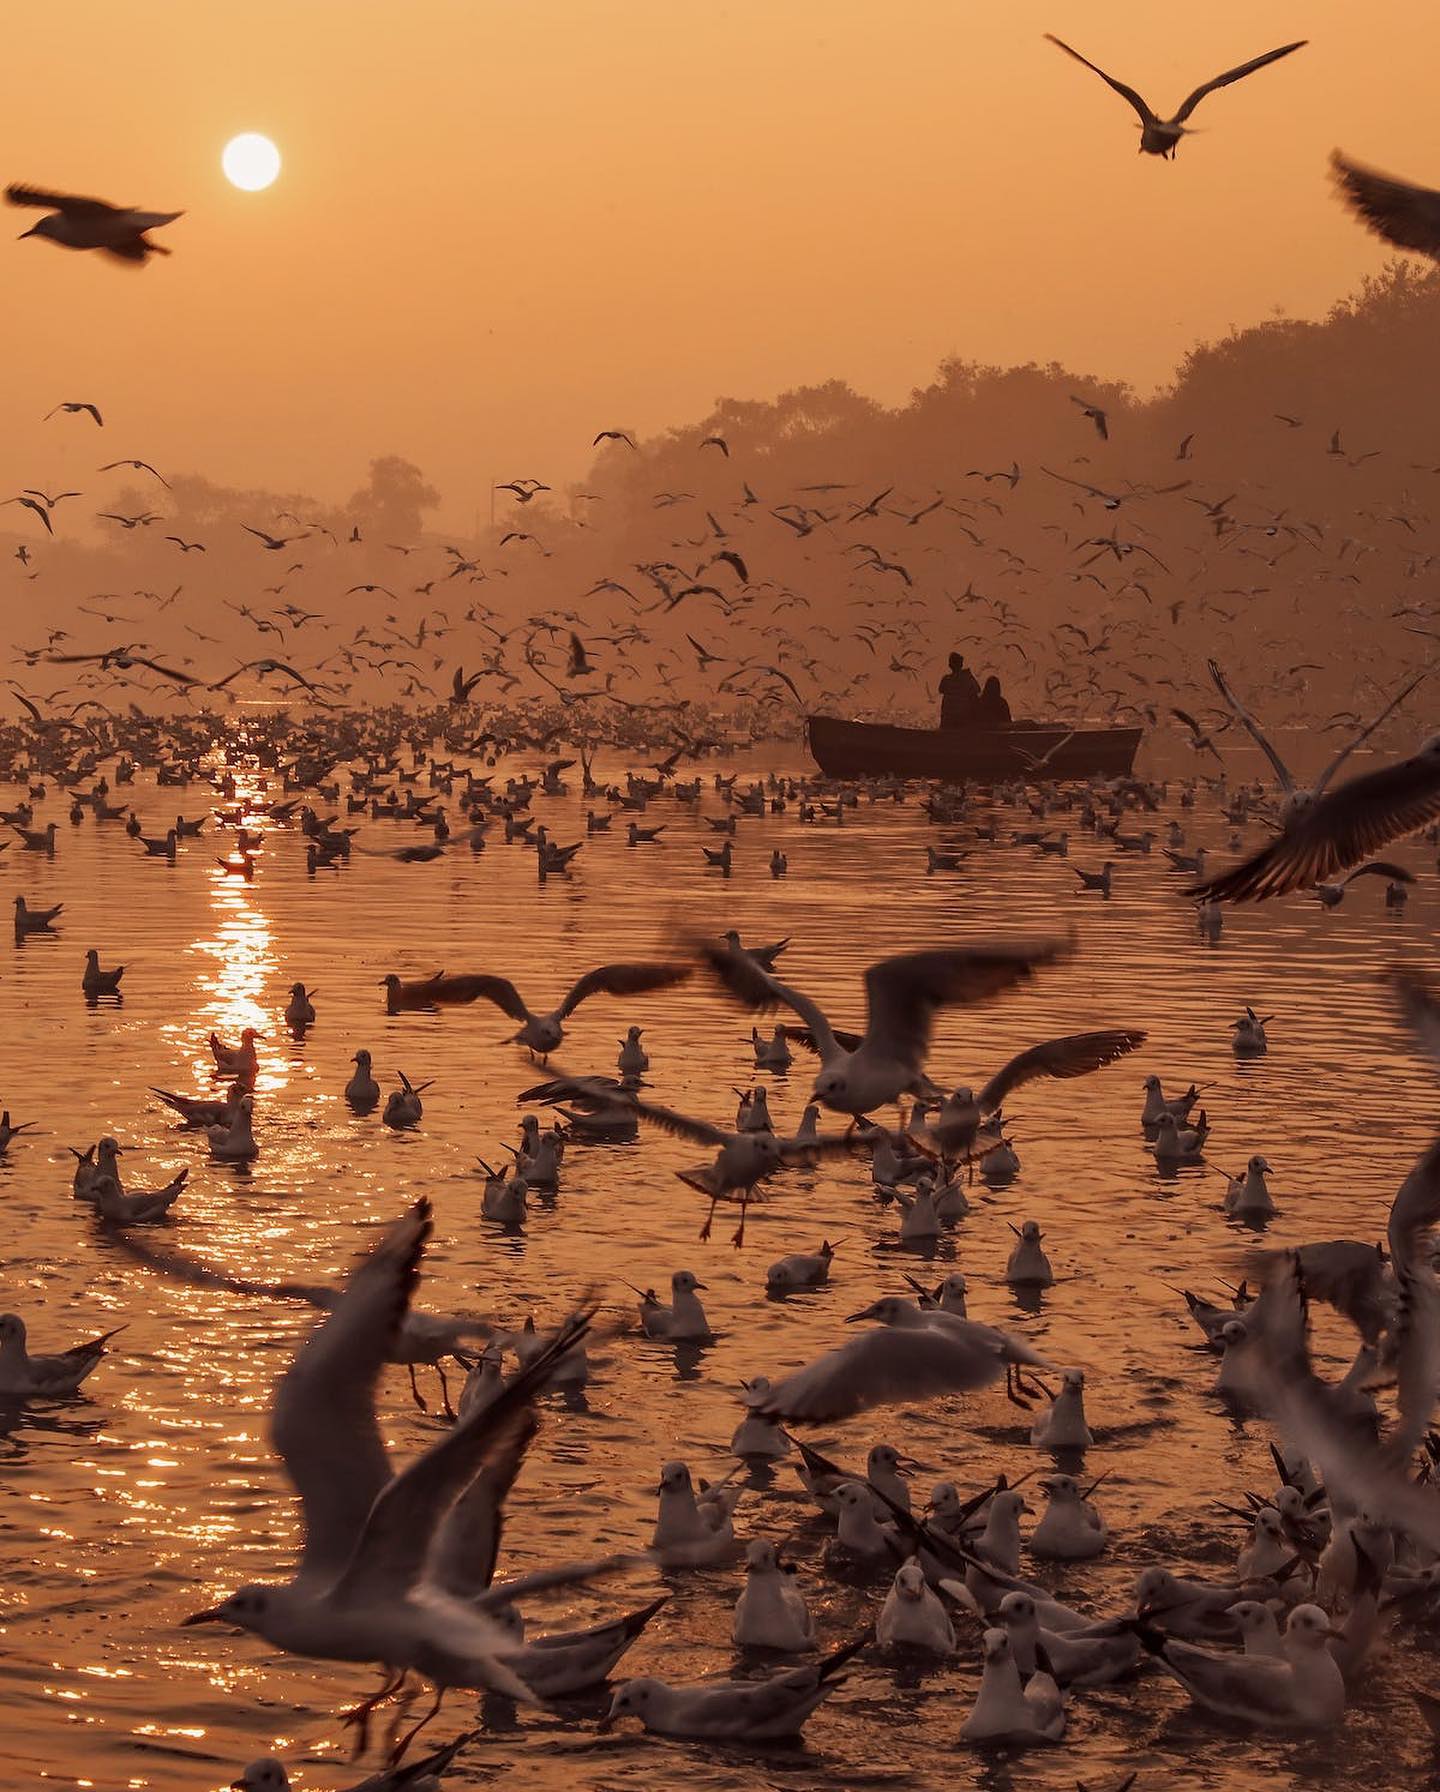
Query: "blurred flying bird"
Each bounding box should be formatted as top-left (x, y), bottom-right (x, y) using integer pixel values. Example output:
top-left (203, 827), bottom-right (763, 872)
top-left (7, 184), bottom-right (181, 259)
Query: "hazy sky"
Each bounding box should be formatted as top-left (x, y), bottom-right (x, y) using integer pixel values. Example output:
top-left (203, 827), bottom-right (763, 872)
top-left (1, 1), bottom-right (1428, 526)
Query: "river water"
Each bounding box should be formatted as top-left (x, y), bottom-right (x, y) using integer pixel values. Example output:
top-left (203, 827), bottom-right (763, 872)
top-left (1, 739), bottom-right (1437, 1791)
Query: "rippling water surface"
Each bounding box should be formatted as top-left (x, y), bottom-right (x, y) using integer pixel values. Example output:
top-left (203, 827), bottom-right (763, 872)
top-left (2, 740), bottom-right (1438, 1791)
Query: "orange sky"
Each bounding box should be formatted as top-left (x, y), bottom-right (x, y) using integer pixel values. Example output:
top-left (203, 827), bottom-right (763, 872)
top-left (1, 1), bottom-right (1429, 527)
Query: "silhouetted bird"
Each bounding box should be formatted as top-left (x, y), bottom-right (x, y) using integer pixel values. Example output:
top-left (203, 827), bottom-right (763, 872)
top-left (1044, 35), bottom-right (1306, 158)
top-left (45, 401), bottom-right (102, 425)
top-left (7, 184), bottom-right (181, 260)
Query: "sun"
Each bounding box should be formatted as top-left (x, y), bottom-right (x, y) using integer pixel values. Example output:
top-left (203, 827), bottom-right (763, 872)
top-left (222, 133), bottom-right (281, 192)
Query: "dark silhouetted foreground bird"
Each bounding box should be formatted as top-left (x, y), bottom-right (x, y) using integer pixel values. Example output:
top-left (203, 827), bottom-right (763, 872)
top-left (6, 184), bottom-right (181, 260)
top-left (1331, 150), bottom-right (1440, 260)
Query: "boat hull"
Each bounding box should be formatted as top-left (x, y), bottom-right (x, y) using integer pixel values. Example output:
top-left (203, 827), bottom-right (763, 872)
top-left (805, 715), bottom-right (1142, 782)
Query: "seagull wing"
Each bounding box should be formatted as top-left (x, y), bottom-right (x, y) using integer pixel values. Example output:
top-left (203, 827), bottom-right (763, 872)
top-left (977, 1027), bottom-right (1146, 1113)
top-left (98, 1227), bottom-right (335, 1312)
top-left (555, 958), bottom-right (692, 1019)
top-left (1188, 741), bottom-right (1440, 902)
top-left (426, 1408), bottom-right (540, 1600)
top-left (1311, 668), bottom-right (1430, 796)
top-left (329, 1308), bottom-right (592, 1603)
top-left (1172, 41), bottom-right (1307, 124)
top-left (1382, 1137), bottom-right (1440, 1465)
top-left (1250, 1257), bottom-right (1440, 1553)
top-left (621, 1093), bottom-right (731, 1149)
top-left (425, 973), bottom-right (532, 1020)
top-left (1157, 1640), bottom-right (1303, 1719)
top-left (1332, 150), bottom-right (1440, 259)
top-left (756, 1324), bottom-right (1010, 1423)
top-left (692, 937), bottom-right (842, 1058)
top-left (1393, 967), bottom-right (1440, 1069)
top-left (1043, 35), bottom-right (1156, 124)
top-left (5, 183), bottom-right (117, 216)
top-left (1206, 658), bottom-right (1294, 791)
top-left (862, 942), bottom-right (1071, 1074)
top-left (273, 1200), bottom-right (431, 1585)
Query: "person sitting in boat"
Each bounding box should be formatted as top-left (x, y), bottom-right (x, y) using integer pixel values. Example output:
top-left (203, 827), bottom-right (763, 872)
top-left (938, 652), bottom-right (980, 727)
top-left (975, 674), bottom-right (1012, 726)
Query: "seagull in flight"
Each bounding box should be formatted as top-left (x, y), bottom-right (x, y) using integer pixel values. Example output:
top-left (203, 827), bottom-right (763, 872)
top-left (1044, 35), bottom-right (1307, 158)
top-left (211, 659), bottom-right (336, 704)
top-left (98, 458), bottom-right (170, 487)
top-left (403, 961), bottom-right (692, 1059)
top-left (180, 1199), bottom-right (602, 1724)
top-left (1189, 659), bottom-right (1439, 902)
top-left (45, 401), bottom-right (102, 426)
top-left (695, 936), bottom-right (1072, 1118)
top-left (1070, 396), bottom-right (1109, 440)
top-left (754, 1296), bottom-right (1053, 1423)
top-left (243, 524), bottom-right (305, 551)
top-left (6, 184), bottom-right (181, 260)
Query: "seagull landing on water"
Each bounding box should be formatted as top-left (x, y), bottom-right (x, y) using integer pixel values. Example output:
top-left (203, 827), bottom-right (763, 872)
top-left (1043, 35), bottom-right (1307, 159)
top-left (7, 184), bottom-right (181, 261)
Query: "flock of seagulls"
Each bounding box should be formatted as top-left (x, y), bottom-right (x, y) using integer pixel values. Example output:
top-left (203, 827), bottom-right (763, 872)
top-left (2, 697), bottom-right (1440, 1788)
top-left (6, 21), bottom-right (1440, 1792)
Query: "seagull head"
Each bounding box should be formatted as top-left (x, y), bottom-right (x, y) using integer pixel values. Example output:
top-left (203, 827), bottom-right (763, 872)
top-left (1286, 1603), bottom-right (1346, 1647)
top-left (845, 1296), bottom-right (915, 1327)
top-left (231, 1763), bottom-right (289, 1792)
top-left (744, 1539), bottom-right (781, 1575)
top-left (656, 1459), bottom-right (692, 1495)
top-left (811, 1064), bottom-right (853, 1110)
top-left (181, 1583), bottom-right (273, 1633)
top-left (893, 1561), bottom-right (928, 1602)
top-left (598, 1678), bottom-right (660, 1731)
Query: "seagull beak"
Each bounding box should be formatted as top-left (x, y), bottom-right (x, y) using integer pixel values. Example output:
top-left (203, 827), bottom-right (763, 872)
top-left (844, 1303), bottom-right (880, 1323)
top-left (180, 1607), bottom-right (222, 1626)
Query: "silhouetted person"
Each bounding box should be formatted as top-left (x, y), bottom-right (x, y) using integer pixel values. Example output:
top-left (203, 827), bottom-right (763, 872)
top-left (976, 674), bottom-right (1012, 726)
top-left (938, 652), bottom-right (980, 728)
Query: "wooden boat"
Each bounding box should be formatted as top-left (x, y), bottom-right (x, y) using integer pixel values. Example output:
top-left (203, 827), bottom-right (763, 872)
top-left (805, 714), bottom-right (1142, 782)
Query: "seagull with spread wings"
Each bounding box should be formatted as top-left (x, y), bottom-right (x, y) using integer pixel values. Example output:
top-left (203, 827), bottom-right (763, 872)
top-left (7, 183), bottom-right (181, 259)
top-left (1044, 35), bottom-right (1307, 158)
top-left (753, 1295), bottom-right (1053, 1423)
top-left (211, 659), bottom-right (336, 703)
top-left (522, 1074), bottom-right (856, 1244)
top-left (400, 961), bottom-right (693, 1059)
top-left (1188, 660), bottom-right (1439, 902)
top-left (179, 1200), bottom-right (605, 1738)
top-left (694, 935), bottom-right (1073, 1118)
top-left (45, 401), bottom-right (103, 425)
top-left (98, 457), bottom-right (170, 487)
